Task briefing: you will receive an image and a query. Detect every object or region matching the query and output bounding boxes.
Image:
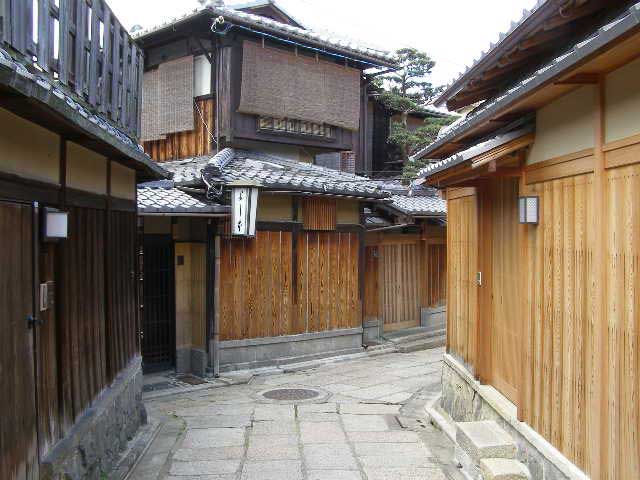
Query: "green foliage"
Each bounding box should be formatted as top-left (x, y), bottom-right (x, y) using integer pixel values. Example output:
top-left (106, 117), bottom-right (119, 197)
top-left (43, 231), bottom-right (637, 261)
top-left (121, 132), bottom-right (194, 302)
top-left (375, 47), bottom-right (456, 182)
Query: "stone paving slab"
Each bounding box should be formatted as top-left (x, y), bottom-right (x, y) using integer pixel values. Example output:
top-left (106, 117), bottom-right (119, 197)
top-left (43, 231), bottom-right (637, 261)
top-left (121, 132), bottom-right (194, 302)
top-left (128, 347), bottom-right (462, 480)
top-left (302, 444), bottom-right (359, 470)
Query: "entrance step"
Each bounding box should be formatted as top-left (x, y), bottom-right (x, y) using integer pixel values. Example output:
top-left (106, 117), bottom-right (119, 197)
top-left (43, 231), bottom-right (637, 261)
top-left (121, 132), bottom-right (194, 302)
top-left (385, 326), bottom-right (446, 344)
top-left (455, 421), bottom-right (520, 480)
top-left (480, 458), bottom-right (531, 480)
top-left (395, 334), bottom-right (446, 353)
top-left (456, 421), bottom-right (517, 462)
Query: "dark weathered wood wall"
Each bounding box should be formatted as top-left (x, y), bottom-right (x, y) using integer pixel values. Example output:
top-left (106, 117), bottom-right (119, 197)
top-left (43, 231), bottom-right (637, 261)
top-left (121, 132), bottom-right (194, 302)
top-left (0, 200), bottom-right (140, 476)
top-left (219, 229), bottom-right (361, 340)
top-left (0, 201), bottom-right (38, 480)
top-left (144, 98), bottom-right (214, 162)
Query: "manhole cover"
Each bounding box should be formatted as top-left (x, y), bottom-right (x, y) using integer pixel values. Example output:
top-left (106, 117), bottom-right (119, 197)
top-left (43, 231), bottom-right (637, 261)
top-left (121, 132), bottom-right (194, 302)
top-left (262, 388), bottom-right (320, 401)
top-left (176, 374), bottom-right (206, 386)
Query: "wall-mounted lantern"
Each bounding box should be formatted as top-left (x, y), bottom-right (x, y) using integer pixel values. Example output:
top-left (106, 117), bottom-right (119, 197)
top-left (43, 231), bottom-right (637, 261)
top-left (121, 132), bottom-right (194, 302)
top-left (518, 196), bottom-right (539, 225)
top-left (230, 179), bottom-right (260, 237)
top-left (42, 207), bottom-right (69, 241)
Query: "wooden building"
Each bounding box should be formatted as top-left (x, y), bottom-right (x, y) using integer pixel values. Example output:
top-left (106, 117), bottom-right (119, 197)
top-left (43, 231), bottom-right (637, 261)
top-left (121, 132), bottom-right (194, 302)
top-left (132, 3), bottom-right (422, 373)
top-left (0, 0), bottom-right (167, 478)
top-left (138, 149), bottom-right (390, 373)
top-left (413, 1), bottom-right (640, 479)
top-left (363, 186), bottom-right (447, 341)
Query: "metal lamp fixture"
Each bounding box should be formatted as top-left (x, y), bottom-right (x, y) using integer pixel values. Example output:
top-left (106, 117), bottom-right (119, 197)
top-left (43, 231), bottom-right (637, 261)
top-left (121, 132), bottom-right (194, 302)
top-left (42, 207), bottom-right (69, 241)
top-left (230, 179), bottom-right (260, 237)
top-left (518, 196), bottom-right (539, 225)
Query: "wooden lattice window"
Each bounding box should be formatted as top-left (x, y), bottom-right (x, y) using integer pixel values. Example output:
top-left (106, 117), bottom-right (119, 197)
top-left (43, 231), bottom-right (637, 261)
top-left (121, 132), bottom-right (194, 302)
top-left (302, 198), bottom-right (336, 231)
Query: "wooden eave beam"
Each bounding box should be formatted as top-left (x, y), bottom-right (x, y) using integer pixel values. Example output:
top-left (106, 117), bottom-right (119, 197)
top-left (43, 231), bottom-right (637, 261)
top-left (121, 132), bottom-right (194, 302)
top-left (555, 72), bottom-right (600, 84)
top-left (471, 133), bottom-right (535, 169)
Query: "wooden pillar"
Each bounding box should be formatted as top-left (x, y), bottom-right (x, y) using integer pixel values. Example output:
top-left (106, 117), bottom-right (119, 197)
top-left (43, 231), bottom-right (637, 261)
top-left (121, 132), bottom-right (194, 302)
top-left (586, 77), bottom-right (606, 480)
top-left (518, 156), bottom-right (531, 423)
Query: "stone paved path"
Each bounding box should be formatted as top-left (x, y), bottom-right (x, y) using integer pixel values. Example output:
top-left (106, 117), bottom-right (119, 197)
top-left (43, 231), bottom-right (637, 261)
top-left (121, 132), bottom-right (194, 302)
top-left (129, 347), bottom-right (463, 480)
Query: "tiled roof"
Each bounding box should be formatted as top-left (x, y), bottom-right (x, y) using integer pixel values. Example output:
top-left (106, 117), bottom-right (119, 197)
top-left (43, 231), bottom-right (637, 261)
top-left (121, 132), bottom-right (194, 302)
top-left (133, 4), bottom-right (396, 67)
top-left (413, 1), bottom-right (640, 163)
top-left (388, 194), bottom-right (446, 216)
top-left (230, 0), bottom-right (306, 28)
top-left (368, 179), bottom-right (446, 216)
top-left (0, 48), bottom-right (167, 180)
top-left (163, 148), bottom-right (390, 199)
top-left (416, 125), bottom-right (535, 180)
top-left (138, 180), bottom-right (229, 214)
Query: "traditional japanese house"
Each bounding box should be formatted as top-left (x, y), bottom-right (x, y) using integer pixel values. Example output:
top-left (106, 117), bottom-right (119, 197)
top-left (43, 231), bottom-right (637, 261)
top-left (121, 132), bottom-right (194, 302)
top-left (132, 2), bottom-right (401, 373)
top-left (0, 0), bottom-right (167, 478)
top-left (363, 183), bottom-right (447, 342)
top-left (413, 1), bottom-right (640, 479)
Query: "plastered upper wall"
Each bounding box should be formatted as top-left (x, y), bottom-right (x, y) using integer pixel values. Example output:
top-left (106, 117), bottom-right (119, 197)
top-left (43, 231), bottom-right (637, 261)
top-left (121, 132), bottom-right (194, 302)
top-left (336, 199), bottom-right (360, 224)
top-left (111, 162), bottom-right (136, 200)
top-left (0, 107), bottom-right (60, 184)
top-left (527, 86), bottom-right (595, 165)
top-left (66, 142), bottom-right (107, 194)
top-left (257, 195), bottom-right (293, 221)
top-left (605, 56), bottom-right (640, 144)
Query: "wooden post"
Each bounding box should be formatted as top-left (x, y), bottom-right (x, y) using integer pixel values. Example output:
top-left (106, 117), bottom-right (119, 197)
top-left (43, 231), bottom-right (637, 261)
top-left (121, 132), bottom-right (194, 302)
top-left (518, 157), bottom-right (530, 423)
top-left (212, 231), bottom-right (221, 377)
top-left (586, 78), bottom-right (606, 480)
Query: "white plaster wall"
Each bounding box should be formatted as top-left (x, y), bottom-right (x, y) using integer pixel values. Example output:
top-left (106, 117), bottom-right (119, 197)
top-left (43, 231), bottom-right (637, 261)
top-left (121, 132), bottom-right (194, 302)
top-left (527, 86), bottom-right (595, 165)
top-left (0, 107), bottom-right (60, 184)
top-left (605, 56), bottom-right (640, 144)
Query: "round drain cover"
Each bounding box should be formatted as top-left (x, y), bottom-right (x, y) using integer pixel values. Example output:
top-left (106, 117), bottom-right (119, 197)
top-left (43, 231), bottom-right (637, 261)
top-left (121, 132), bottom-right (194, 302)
top-left (262, 388), bottom-right (320, 401)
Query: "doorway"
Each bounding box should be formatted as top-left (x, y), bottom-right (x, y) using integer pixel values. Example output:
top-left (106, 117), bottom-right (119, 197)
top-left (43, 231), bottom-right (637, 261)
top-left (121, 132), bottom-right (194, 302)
top-left (141, 235), bottom-right (176, 372)
top-left (480, 178), bottom-right (521, 403)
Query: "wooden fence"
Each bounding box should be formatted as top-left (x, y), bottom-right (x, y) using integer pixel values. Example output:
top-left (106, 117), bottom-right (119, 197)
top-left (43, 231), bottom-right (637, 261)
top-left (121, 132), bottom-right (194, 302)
top-left (363, 230), bottom-right (447, 331)
top-left (219, 230), bottom-right (360, 341)
top-left (1, 0), bottom-right (143, 137)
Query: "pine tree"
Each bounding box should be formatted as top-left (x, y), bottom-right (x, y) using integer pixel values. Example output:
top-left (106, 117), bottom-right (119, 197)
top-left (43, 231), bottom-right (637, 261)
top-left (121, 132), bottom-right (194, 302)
top-left (378, 47), bottom-right (456, 183)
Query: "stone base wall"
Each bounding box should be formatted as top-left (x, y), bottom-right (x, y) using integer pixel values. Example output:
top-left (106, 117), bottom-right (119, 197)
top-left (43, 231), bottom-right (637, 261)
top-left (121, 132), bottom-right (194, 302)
top-left (176, 347), bottom-right (208, 377)
top-left (362, 318), bottom-right (381, 345)
top-left (40, 356), bottom-right (146, 480)
top-left (421, 306), bottom-right (446, 331)
top-left (441, 355), bottom-right (587, 480)
top-left (218, 327), bottom-right (364, 371)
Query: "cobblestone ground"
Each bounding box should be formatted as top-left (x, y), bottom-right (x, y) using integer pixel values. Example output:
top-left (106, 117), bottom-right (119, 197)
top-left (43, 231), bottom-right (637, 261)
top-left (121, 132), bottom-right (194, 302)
top-left (129, 347), bottom-right (463, 480)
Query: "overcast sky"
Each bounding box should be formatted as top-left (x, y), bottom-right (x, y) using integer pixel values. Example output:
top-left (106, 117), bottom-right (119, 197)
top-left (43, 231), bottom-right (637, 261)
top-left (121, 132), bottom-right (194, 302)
top-left (108, 0), bottom-right (538, 88)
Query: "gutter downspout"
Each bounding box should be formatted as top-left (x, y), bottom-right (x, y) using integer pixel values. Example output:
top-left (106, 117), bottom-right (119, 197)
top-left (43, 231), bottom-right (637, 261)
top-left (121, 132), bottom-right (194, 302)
top-left (367, 223), bottom-right (411, 233)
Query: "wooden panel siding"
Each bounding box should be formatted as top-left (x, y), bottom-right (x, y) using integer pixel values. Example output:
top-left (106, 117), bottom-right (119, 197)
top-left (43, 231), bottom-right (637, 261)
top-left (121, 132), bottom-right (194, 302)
top-left (363, 246), bottom-right (380, 318)
top-left (446, 190), bottom-right (478, 367)
top-left (219, 231), bottom-right (294, 340)
top-left (298, 231), bottom-right (361, 332)
top-left (603, 164), bottom-right (640, 480)
top-left (144, 98), bottom-right (215, 162)
top-left (303, 198), bottom-right (337, 231)
top-left (58, 207), bottom-right (107, 427)
top-left (424, 243), bottom-right (447, 308)
top-left (378, 241), bottom-right (421, 331)
top-left (107, 210), bottom-right (139, 378)
top-left (219, 230), bottom-right (360, 340)
top-left (0, 201), bottom-right (38, 480)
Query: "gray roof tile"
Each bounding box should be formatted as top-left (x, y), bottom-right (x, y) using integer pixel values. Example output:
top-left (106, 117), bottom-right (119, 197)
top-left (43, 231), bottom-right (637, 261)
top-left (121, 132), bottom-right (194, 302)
top-left (138, 181), bottom-right (229, 214)
top-left (133, 4), bottom-right (396, 67)
top-left (389, 195), bottom-right (446, 216)
top-left (164, 148), bottom-right (389, 199)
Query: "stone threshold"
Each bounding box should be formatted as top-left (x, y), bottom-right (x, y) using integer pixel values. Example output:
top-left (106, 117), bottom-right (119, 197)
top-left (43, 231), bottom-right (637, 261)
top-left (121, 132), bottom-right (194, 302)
top-left (437, 353), bottom-right (588, 480)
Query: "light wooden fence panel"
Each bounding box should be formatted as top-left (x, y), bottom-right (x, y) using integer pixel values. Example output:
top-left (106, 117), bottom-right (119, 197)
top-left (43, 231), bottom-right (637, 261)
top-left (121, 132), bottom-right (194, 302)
top-left (446, 190), bottom-right (478, 366)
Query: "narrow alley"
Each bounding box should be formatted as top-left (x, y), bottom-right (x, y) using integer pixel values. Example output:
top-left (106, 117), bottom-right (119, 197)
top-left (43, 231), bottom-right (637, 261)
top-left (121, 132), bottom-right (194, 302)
top-left (129, 348), bottom-right (462, 480)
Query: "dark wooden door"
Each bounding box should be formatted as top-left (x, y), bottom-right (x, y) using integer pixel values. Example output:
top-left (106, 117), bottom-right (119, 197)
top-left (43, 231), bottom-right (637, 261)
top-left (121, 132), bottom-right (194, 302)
top-left (0, 200), bottom-right (39, 480)
top-left (141, 235), bottom-right (176, 372)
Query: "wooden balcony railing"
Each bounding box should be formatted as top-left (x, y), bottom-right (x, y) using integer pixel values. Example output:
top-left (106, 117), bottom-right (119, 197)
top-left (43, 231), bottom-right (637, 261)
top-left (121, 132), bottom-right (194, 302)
top-left (0, 0), bottom-right (143, 138)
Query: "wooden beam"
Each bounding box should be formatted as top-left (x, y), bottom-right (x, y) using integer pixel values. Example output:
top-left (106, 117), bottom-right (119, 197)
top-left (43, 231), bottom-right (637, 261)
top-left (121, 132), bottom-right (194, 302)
top-left (555, 72), bottom-right (600, 85)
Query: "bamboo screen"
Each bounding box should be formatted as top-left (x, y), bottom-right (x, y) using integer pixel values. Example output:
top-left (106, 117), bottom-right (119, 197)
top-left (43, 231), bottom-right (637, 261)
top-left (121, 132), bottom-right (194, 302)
top-left (239, 41), bottom-right (361, 131)
top-left (141, 56), bottom-right (194, 141)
